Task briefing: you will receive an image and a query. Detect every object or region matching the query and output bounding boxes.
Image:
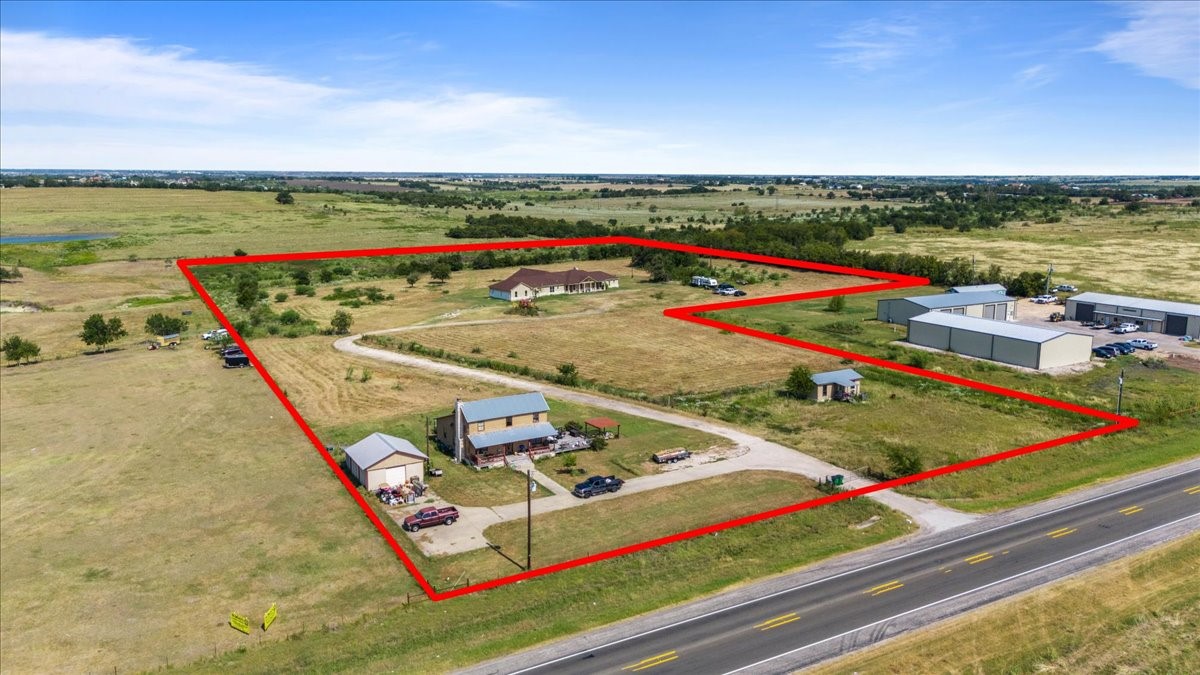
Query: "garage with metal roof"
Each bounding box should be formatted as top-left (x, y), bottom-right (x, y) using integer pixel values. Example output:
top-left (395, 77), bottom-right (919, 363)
top-left (1064, 292), bottom-right (1200, 339)
top-left (907, 312), bottom-right (1093, 370)
top-left (343, 432), bottom-right (429, 491)
top-left (877, 291), bottom-right (1017, 326)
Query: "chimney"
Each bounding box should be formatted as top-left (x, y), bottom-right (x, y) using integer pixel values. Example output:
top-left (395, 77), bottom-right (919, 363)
top-left (454, 398), bottom-right (464, 464)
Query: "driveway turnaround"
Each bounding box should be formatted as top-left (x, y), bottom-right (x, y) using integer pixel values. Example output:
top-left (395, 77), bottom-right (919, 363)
top-left (336, 333), bottom-right (978, 556)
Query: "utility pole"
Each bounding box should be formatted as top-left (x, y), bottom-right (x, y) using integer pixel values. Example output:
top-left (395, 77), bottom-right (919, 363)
top-left (1117, 368), bottom-right (1125, 415)
top-left (526, 470), bottom-right (533, 571)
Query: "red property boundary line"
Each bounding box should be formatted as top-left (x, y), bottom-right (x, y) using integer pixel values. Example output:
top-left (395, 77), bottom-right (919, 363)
top-left (177, 235), bottom-right (1138, 601)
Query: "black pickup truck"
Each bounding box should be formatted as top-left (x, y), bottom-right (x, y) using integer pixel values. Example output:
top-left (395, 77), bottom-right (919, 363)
top-left (572, 475), bottom-right (624, 498)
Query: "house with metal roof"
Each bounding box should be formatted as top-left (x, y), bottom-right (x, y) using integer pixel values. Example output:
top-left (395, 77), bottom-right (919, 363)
top-left (343, 432), bottom-right (429, 491)
top-left (809, 369), bottom-right (863, 402)
top-left (1064, 292), bottom-right (1200, 339)
top-left (488, 267), bottom-right (619, 301)
top-left (434, 392), bottom-right (557, 467)
top-left (948, 284), bottom-right (1008, 295)
top-left (877, 291), bottom-right (1017, 326)
top-left (907, 312), bottom-right (1092, 370)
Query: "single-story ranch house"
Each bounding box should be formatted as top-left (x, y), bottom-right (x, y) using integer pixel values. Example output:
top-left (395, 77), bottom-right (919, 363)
top-left (435, 392), bottom-right (557, 467)
top-left (488, 267), bottom-right (619, 302)
top-left (810, 369), bottom-right (863, 402)
top-left (344, 432), bottom-right (429, 491)
top-left (877, 291), bottom-right (1017, 325)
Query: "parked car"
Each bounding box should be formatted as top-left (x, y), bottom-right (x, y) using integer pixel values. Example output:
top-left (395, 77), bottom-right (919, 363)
top-left (1031, 295), bottom-right (1057, 304)
top-left (220, 346), bottom-right (245, 357)
top-left (572, 475), bottom-right (624, 498)
top-left (1108, 342), bottom-right (1135, 355)
top-left (1112, 323), bottom-right (1139, 334)
top-left (1092, 346), bottom-right (1118, 359)
top-left (223, 354), bottom-right (251, 368)
top-left (731, 289), bottom-right (747, 296)
top-left (202, 328), bottom-right (229, 340)
top-left (402, 506), bottom-right (459, 531)
top-left (1127, 338), bottom-right (1158, 350)
top-left (1055, 284), bottom-right (1078, 292)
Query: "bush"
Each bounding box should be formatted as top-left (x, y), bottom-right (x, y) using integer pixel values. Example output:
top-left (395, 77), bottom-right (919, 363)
top-left (274, 292), bottom-right (288, 303)
top-left (295, 285), bottom-right (315, 297)
top-left (885, 443), bottom-right (924, 478)
top-left (826, 295), bottom-right (846, 312)
top-left (279, 309), bottom-right (302, 325)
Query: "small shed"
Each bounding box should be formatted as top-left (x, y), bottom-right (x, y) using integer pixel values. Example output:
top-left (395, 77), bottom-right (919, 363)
top-left (344, 432), bottom-right (429, 491)
top-left (810, 369), bottom-right (863, 402)
top-left (584, 416), bottom-right (621, 438)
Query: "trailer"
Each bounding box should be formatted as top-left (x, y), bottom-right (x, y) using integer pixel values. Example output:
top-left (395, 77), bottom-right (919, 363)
top-left (652, 448), bottom-right (691, 464)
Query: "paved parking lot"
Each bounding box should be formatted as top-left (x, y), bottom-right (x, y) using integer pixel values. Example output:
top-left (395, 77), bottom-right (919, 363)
top-left (1015, 299), bottom-right (1200, 363)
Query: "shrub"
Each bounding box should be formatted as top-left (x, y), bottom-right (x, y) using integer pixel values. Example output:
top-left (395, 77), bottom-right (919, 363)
top-left (885, 443), bottom-right (924, 478)
top-left (274, 292), bottom-right (288, 303)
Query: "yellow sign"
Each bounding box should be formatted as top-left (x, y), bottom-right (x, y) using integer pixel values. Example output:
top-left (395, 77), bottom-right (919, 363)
top-left (229, 612), bottom-right (251, 635)
top-left (263, 603), bottom-right (278, 631)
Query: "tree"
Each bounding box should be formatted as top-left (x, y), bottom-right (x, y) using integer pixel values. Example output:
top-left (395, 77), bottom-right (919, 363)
top-left (430, 263), bottom-right (451, 283)
top-left (290, 269), bottom-right (311, 286)
top-left (330, 310), bottom-right (353, 335)
top-left (144, 313), bottom-right (188, 336)
top-left (235, 274), bottom-right (260, 310)
top-left (406, 271), bottom-right (421, 288)
top-left (2, 335), bottom-right (40, 365)
top-left (783, 364), bottom-right (813, 399)
top-left (80, 313), bottom-right (127, 352)
top-left (275, 190), bottom-right (295, 205)
top-left (556, 362), bottom-right (580, 386)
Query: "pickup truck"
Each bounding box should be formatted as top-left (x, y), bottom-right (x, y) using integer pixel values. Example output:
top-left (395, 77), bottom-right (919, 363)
top-left (572, 475), bottom-right (624, 498)
top-left (403, 506), bottom-right (459, 531)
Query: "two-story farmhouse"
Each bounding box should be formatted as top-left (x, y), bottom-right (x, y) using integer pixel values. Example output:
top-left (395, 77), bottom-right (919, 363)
top-left (488, 267), bottom-right (619, 302)
top-left (435, 392), bottom-right (557, 467)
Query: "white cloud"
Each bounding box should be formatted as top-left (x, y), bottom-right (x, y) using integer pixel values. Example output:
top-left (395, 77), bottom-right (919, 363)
top-left (0, 30), bottom-right (661, 171)
top-left (1093, 1), bottom-right (1200, 89)
top-left (1015, 63), bottom-right (1054, 88)
top-left (823, 18), bottom-right (923, 71)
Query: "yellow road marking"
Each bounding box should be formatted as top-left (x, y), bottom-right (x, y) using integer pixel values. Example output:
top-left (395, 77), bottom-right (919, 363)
top-left (965, 552), bottom-right (994, 564)
top-left (623, 651), bottom-right (678, 671)
top-left (864, 580), bottom-right (904, 596)
top-left (1048, 527), bottom-right (1077, 539)
top-left (754, 612), bottom-right (800, 631)
top-left (1185, 485), bottom-right (1200, 495)
top-left (1119, 506), bottom-right (1143, 515)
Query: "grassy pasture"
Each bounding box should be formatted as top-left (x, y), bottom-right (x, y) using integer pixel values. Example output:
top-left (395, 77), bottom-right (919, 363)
top-left (852, 207), bottom-right (1200, 301)
top-left (814, 534), bottom-right (1200, 674)
top-left (0, 187), bottom-right (458, 265)
top-left (0, 342), bottom-right (425, 673)
top-left (390, 264), bottom-right (854, 396)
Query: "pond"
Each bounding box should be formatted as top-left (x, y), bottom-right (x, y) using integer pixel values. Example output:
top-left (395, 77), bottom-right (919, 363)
top-left (0, 233), bottom-right (117, 244)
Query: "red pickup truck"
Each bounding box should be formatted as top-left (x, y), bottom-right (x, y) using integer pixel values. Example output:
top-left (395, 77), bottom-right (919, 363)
top-left (403, 506), bottom-right (459, 532)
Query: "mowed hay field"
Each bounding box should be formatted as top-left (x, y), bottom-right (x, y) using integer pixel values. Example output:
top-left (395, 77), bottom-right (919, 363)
top-left (249, 336), bottom-right (529, 430)
top-left (0, 345), bottom-right (424, 672)
top-left (813, 533), bottom-right (1200, 675)
top-left (0, 187), bottom-right (456, 263)
top-left (854, 208), bottom-right (1200, 301)
top-left (391, 264), bottom-right (856, 396)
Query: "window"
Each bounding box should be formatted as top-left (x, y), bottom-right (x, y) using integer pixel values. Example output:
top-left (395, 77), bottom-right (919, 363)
top-left (506, 416), bottom-right (513, 427)
top-left (532, 413), bottom-right (540, 422)
top-left (477, 422), bottom-right (484, 432)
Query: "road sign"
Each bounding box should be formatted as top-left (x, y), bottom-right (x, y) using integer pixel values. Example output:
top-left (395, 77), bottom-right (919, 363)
top-left (263, 603), bottom-right (278, 631)
top-left (229, 612), bottom-right (251, 635)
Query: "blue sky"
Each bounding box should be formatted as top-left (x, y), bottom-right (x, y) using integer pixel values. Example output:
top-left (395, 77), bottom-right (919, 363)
top-left (1, 1), bottom-right (1197, 173)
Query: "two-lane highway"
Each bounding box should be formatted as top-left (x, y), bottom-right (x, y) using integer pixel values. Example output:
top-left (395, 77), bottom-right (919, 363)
top-left (494, 468), bottom-right (1200, 675)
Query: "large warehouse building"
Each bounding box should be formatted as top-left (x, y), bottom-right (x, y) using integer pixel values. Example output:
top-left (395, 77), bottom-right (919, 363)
top-left (907, 312), bottom-right (1092, 370)
top-left (1064, 292), bottom-right (1200, 339)
top-left (878, 291), bottom-right (1016, 325)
